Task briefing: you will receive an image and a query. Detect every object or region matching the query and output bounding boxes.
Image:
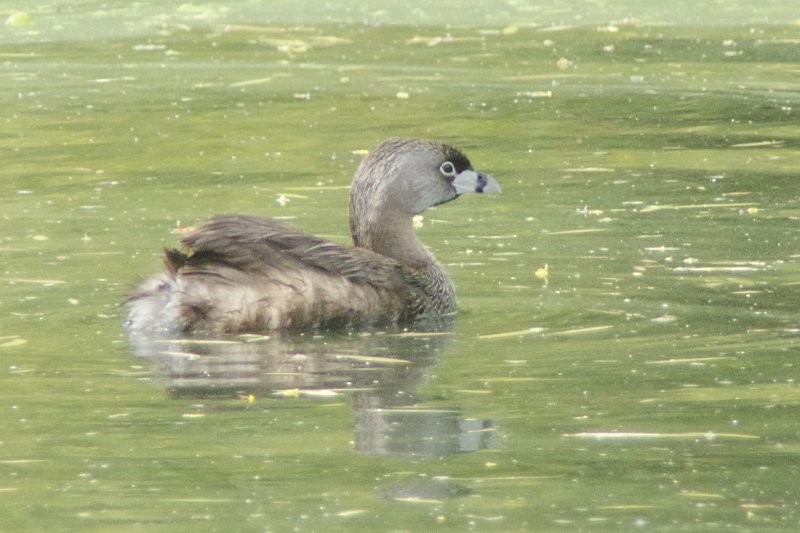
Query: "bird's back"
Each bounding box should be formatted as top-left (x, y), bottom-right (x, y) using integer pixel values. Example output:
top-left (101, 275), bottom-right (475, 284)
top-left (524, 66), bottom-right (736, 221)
top-left (125, 215), bottom-right (442, 335)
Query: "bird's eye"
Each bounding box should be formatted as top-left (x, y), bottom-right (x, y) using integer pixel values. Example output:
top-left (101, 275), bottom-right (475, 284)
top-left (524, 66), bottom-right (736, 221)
top-left (439, 161), bottom-right (456, 177)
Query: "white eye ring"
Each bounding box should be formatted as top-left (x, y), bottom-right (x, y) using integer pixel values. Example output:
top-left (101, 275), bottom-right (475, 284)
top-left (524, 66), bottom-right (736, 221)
top-left (440, 161), bottom-right (457, 177)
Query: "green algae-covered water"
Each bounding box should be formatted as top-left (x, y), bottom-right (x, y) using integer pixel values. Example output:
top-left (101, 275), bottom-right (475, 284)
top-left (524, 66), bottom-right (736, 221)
top-left (2, 2), bottom-right (800, 530)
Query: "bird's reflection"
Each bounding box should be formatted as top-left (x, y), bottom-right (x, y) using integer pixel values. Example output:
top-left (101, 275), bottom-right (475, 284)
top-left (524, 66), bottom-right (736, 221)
top-left (128, 324), bottom-right (500, 457)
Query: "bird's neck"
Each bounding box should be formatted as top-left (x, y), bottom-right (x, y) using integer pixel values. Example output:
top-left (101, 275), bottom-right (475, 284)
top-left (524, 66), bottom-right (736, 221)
top-left (354, 210), bottom-right (434, 268)
top-left (351, 208), bottom-right (457, 315)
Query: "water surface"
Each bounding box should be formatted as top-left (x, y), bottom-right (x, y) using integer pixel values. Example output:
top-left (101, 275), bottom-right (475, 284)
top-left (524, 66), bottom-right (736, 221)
top-left (2, 2), bottom-right (800, 531)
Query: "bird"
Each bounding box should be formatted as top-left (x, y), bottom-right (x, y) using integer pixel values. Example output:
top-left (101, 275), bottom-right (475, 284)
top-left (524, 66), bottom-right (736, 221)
top-left (124, 138), bottom-right (499, 335)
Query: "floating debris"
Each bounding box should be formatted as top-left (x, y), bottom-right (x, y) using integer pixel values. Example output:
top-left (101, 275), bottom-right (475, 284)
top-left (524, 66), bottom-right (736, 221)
top-left (154, 338), bottom-right (242, 346)
top-left (672, 266), bottom-right (762, 273)
top-left (391, 496), bottom-right (443, 504)
top-left (650, 314), bottom-right (677, 323)
top-left (534, 264), bottom-right (549, 286)
top-left (240, 334), bottom-right (271, 343)
top-left (576, 206), bottom-right (604, 216)
top-left (273, 388), bottom-right (339, 398)
top-left (644, 246), bottom-right (680, 252)
top-left (283, 185), bottom-right (349, 191)
top-left (336, 510), bottom-right (368, 517)
top-left (239, 394), bottom-right (256, 404)
top-left (159, 351), bottom-right (202, 359)
top-left (478, 324), bottom-right (614, 340)
top-left (646, 356), bottom-right (735, 365)
top-left (2, 278), bottom-right (66, 285)
top-left (477, 327), bottom-right (545, 340)
top-left (6, 11), bottom-right (33, 26)
top-left (0, 337), bottom-right (27, 348)
top-left (563, 431), bottom-right (760, 441)
top-left (516, 90), bottom-right (552, 98)
top-left (481, 377), bottom-right (559, 383)
top-left (680, 491), bottom-right (725, 499)
top-left (329, 354), bottom-right (411, 365)
top-left (229, 77), bottom-right (272, 88)
top-left (729, 140), bottom-right (785, 148)
top-left (392, 330), bottom-right (453, 338)
top-left (541, 228), bottom-right (607, 236)
top-left (564, 167), bottom-right (615, 173)
top-left (92, 77), bottom-right (137, 84)
top-left (162, 497), bottom-right (233, 503)
top-left (551, 325), bottom-right (613, 336)
top-left (639, 202), bottom-right (757, 213)
top-left (132, 44), bottom-right (167, 52)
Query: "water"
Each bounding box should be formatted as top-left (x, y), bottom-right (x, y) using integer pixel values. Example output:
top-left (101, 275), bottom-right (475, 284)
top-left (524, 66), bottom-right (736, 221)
top-left (2, 2), bottom-right (800, 531)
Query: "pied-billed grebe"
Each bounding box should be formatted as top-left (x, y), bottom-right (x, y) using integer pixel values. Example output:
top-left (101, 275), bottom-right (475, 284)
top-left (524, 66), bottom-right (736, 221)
top-left (125, 138), bottom-right (499, 334)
